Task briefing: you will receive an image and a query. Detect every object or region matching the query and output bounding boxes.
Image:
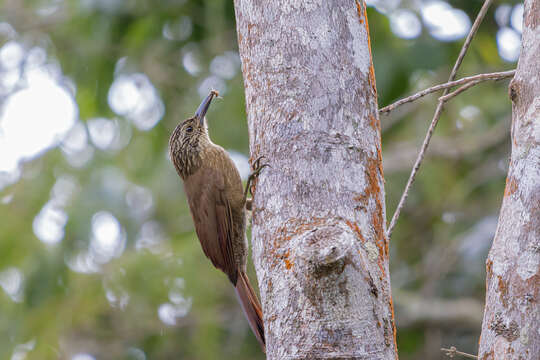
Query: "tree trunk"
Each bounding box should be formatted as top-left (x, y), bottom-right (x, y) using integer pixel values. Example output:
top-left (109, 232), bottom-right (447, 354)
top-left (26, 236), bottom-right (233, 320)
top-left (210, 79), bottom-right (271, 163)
top-left (233, 1), bottom-right (397, 359)
top-left (478, 1), bottom-right (540, 359)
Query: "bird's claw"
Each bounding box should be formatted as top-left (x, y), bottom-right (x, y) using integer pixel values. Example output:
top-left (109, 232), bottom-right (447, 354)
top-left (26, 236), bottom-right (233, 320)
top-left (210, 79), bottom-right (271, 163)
top-left (249, 156), bottom-right (270, 183)
top-left (243, 155), bottom-right (270, 206)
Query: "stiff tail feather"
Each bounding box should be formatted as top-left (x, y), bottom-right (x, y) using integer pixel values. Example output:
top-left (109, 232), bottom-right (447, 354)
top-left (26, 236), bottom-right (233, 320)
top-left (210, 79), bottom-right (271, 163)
top-left (234, 270), bottom-right (265, 352)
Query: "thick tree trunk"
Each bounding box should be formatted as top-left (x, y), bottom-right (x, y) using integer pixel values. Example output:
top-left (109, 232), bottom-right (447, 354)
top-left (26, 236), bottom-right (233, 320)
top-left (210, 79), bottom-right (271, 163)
top-left (478, 1), bottom-right (540, 359)
top-left (233, 1), bottom-right (397, 359)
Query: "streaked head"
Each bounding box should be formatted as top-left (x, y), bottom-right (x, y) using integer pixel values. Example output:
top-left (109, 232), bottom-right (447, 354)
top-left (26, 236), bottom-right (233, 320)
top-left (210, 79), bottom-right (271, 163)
top-left (169, 90), bottom-right (218, 178)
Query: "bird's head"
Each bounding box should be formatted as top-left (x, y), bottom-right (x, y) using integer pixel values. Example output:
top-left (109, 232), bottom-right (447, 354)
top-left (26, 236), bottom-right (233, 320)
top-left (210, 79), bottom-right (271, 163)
top-left (169, 90), bottom-right (218, 178)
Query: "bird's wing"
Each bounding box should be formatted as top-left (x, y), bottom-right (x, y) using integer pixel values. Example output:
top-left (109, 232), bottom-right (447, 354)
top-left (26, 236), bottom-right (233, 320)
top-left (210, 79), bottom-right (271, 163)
top-left (185, 167), bottom-right (238, 284)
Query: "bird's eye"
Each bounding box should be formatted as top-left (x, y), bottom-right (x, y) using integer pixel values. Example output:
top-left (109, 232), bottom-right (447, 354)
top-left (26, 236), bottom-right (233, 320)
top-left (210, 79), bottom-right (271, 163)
top-left (186, 126), bottom-right (193, 133)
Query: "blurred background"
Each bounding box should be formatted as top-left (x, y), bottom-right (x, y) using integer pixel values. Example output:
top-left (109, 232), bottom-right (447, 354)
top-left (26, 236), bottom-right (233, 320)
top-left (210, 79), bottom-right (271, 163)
top-left (0, 0), bottom-right (523, 359)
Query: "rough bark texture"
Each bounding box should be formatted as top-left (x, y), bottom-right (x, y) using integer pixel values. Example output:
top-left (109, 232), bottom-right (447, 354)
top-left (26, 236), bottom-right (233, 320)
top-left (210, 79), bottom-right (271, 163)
top-left (233, 1), bottom-right (396, 359)
top-left (478, 1), bottom-right (540, 359)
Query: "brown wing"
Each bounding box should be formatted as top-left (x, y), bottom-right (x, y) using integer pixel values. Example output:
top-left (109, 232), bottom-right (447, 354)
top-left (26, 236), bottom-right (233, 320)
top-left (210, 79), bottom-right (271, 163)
top-left (184, 167), bottom-right (238, 284)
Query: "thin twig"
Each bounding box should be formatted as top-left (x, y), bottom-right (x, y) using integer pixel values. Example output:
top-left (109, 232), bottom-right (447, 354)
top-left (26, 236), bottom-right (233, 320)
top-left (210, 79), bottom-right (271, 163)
top-left (441, 346), bottom-right (478, 359)
top-left (386, 0), bottom-right (494, 240)
top-left (379, 70), bottom-right (515, 114)
top-left (439, 79), bottom-right (484, 102)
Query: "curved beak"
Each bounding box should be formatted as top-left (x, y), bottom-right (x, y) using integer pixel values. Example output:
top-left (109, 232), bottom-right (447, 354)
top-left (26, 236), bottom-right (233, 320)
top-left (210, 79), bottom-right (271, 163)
top-left (194, 90), bottom-right (218, 126)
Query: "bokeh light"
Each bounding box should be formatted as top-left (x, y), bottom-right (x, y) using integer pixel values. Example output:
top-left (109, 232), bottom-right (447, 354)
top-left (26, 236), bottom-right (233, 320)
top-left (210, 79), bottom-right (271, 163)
top-left (90, 211), bottom-right (126, 264)
top-left (71, 354), bottom-right (95, 360)
top-left (162, 17), bottom-right (193, 41)
top-left (497, 27), bottom-right (521, 62)
top-left (510, 4), bottom-right (524, 33)
top-left (495, 4), bottom-right (513, 27)
top-left (181, 44), bottom-right (202, 76)
top-left (0, 267), bottom-right (24, 302)
top-left (126, 348), bottom-right (147, 360)
top-left (125, 184), bottom-right (154, 219)
top-left (87, 117), bottom-right (117, 150)
top-left (0, 44), bottom-right (77, 187)
top-left (135, 221), bottom-right (168, 254)
top-left (33, 201), bottom-right (68, 244)
top-left (210, 52), bottom-right (241, 80)
top-left (390, 10), bottom-right (422, 39)
top-left (366, 0), bottom-right (401, 14)
top-left (108, 73), bottom-right (164, 131)
top-left (10, 339), bottom-right (35, 360)
top-left (198, 75), bottom-right (227, 99)
top-left (61, 121), bottom-right (94, 168)
top-left (421, 1), bottom-right (471, 41)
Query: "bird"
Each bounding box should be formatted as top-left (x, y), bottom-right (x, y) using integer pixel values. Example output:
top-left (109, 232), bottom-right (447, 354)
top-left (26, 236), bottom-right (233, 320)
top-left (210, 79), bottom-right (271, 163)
top-left (168, 90), bottom-right (266, 352)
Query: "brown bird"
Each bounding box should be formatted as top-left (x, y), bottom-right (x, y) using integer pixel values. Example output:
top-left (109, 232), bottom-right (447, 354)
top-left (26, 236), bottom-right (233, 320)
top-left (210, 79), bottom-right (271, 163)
top-left (168, 90), bottom-right (265, 351)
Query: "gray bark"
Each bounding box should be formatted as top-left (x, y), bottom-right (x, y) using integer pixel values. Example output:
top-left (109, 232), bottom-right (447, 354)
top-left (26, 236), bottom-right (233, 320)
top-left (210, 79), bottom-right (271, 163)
top-left (478, 1), bottom-right (540, 359)
top-left (233, 1), bottom-right (397, 359)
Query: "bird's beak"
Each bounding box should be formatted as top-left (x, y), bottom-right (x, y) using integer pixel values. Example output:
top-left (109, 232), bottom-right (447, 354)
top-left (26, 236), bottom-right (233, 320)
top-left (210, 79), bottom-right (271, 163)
top-left (194, 90), bottom-right (218, 127)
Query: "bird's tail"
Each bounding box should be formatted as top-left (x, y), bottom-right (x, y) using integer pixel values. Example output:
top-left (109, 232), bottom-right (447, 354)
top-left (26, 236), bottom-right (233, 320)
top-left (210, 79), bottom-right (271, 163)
top-left (235, 270), bottom-right (265, 352)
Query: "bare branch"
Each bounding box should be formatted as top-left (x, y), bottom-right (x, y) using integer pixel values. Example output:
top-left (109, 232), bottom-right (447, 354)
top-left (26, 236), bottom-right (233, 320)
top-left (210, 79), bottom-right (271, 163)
top-left (379, 70), bottom-right (515, 114)
top-left (386, 0), bottom-right (494, 239)
top-left (441, 346), bottom-right (478, 359)
top-left (439, 80), bottom-right (482, 102)
top-left (436, 71), bottom-right (513, 103)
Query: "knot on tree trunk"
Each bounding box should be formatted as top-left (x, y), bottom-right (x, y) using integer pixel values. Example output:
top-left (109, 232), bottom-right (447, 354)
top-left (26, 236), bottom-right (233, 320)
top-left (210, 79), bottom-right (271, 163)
top-left (294, 223), bottom-right (355, 270)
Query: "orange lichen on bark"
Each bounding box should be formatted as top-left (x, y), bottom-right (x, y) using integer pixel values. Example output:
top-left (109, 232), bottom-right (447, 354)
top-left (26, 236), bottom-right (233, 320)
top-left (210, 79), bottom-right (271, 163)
top-left (364, 157), bottom-right (381, 200)
top-left (271, 217), bottom-right (332, 270)
top-left (370, 65), bottom-right (377, 91)
top-left (355, 0), bottom-right (364, 24)
top-left (365, 157), bottom-right (388, 256)
top-left (247, 23), bottom-right (256, 38)
top-left (353, 193), bottom-right (368, 203)
top-left (376, 250), bottom-right (386, 277)
top-left (372, 203), bottom-right (386, 252)
top-left (504, 176), bottom-right (518, 197)
top-left (388, 296), bottom-right (398, 354)
top-left (356, 0), bottom-right (378, 96)
top-left (376, 145), bottom-right (384, 179)
top-left (346, 220), bottom-right (366, 243)
top-left (368, 115), bottom-right (384, 180)
top-left (484, 259), bottom-right (493, 301)
top-left (362, 0), bottom-right (386, 254)
top-left (283, 249), bottom-right (293, 270)
top-left (351, 1), bottom-right (386, 256)
top-left (369, 114), bottom-right (378, 131)
top-left (286, 217), bottom-right (328, 239)
top-left (486, 259), bottom-right (493, 277)
top-left (242, 56), bottom-right (253, 83)
top-left (481, 350), bottom-right (494, 360)
top-left (274, 217), bottom-right (328, 246)
top-left (497, 276), bottom-right (508, 307)
top-left (355, 156), bottom-right (388, 258)
top-left (368, 63), bottom-right (377, 95)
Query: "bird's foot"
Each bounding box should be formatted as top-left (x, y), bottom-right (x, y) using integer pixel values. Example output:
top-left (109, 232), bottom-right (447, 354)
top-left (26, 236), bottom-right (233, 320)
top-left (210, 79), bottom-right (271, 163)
top-left (243, 156), bottom-right (269, 207)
